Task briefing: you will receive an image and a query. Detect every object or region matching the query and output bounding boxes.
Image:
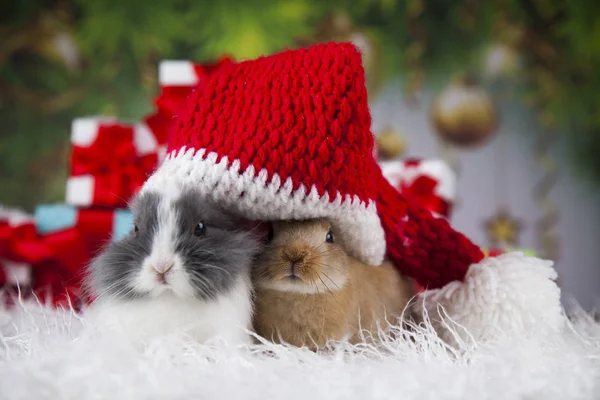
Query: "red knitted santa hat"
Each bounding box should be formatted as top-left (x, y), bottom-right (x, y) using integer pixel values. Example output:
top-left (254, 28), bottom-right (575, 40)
top-left (141, 42), bottom-right (484, 289)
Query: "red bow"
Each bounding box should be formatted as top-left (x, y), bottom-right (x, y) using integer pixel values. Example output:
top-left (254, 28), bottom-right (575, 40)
top-left (0, 220), bottom-right (89, 308)
top-left (0, 220), bottom-right (87, 273)
top-left (400, 175), bottom-right (451, 218)
top-left (70, 123), bottom-right (158, 207)
top-left (0, 221), bottom-right (53, 266)
top-left (71, 124), bottom-right (135, 175)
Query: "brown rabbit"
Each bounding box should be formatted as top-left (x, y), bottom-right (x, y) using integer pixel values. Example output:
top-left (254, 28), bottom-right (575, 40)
top-left (252, 219), bottom-right (414, 350)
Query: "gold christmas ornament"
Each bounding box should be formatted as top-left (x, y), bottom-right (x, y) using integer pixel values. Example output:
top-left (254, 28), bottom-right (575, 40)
top-left (376, 128), bottom-right (406, 160)
top-left (34, 31), bottom-right (80, 70)
top-left (431, 77), bottom-right (498, 148)
top-left (30, 12), bottom-right (81, 71)
top-left (484, 43), bottom-right (520, 79)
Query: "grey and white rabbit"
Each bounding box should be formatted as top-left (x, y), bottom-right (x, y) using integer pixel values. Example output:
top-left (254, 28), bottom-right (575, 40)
top-left (85, 188), bottom-right (262, 346)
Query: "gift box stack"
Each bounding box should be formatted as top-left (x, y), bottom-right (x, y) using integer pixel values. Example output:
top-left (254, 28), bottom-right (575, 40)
top-left (0, 57), bottom-right (233, 309)
top-left (0, 117), bottom-right (163, 309)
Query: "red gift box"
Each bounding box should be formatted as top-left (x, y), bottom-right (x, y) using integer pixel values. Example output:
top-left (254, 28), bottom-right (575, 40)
top-left (0, 206), bottom-right (89, 309)
top-left (379, 158), bottom-right (456, 219)
top-left (155, 57), bottom-right (234, 116)
top-left (0, 207), bottom-right (37, 287)
top-left (33, 206), bottom-right (129, 308)
top-left (66, 58), bottom-right (235, 210)
top-left (46, 206), bottom-right (125, 259)
top-left (66, 118), bottom-right (162, 208)
top-left (143, 57), bottom-right (235, 163)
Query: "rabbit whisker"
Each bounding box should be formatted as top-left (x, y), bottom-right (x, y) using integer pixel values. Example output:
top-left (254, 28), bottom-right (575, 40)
top-left (187, 270), bottom-right (213, 290)
top-left (95, 279), bottom-right (132, 299)
top-left (314, 260), bottom-right (344, 273)
top-left (309, 278), bottom-right (322, 295)
top-left (317, 276), bottom-right (330, 294)
top-left (201, 263), bottom-right (233, 278)
top-left (187, 270), bottom-right (219, 299)
top-left (99, 284), bottom-right (138, 301)
top-left (317, 248), bottom-right (336, 256)
top-left (197, 248), bottom-right (219, 261)
top-left (316, 274), bottom-right (345, 313)
top-left (320, 271), bottom-right (341, 291)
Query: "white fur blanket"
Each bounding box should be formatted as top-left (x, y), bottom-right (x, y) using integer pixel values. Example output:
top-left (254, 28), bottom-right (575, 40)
top-left (1, 299), bottom-right (599, 400)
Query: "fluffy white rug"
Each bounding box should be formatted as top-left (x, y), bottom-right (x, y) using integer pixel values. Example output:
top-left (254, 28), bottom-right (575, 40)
top-left (1, 298), bottom-right (599, 400)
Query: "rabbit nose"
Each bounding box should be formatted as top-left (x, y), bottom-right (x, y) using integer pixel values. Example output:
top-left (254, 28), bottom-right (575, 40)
top-left (288, 260), bottom-right (302, 276)
top-left (283, 249), bottom-right (308, 263)
top-left (153, 262), bottom-right (173, 283)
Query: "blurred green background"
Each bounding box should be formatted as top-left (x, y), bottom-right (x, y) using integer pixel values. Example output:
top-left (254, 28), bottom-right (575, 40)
top-left (2, 0), bottom-right (600, 210)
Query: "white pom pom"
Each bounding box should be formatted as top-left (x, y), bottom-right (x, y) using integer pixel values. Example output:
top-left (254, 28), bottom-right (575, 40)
top-left (414, 252), bottom-right (565, 347)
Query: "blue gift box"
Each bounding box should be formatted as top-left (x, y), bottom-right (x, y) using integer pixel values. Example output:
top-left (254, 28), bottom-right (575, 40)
top-left (34, 204), bottom-right (133, 241)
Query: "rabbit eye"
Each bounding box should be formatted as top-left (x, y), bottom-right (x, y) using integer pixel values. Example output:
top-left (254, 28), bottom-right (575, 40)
top-left (194, 221), bottom-right (206, 236)
top-left (326, 229), bottom-right (334, 243)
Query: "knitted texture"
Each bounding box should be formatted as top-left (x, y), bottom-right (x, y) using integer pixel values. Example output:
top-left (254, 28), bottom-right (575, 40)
top-left (171, 42), bottom-right (374, 203)
top-left (372, 159), bottom-right (484, 288)
top-left (141, 42), bottom-right (484, 288)
top-left (142, 42), bottom-right (386, 266)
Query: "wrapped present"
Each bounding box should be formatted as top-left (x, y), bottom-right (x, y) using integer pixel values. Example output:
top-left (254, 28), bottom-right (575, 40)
top-left (0, 205), bottom-right (89, 308)
top-left (34, 204), bottom-right (130, 308)
top-left (0, 206), bottom-right (36, 286)
top-left (379, 158), bottom-right (456, 219)
top-left (156, 58), bottom-right (234, 115)
top-left (35, 204), bottom-right (133, 255)
top-left (143, 57), bottom-right (235, 165)
top-left (66, 117), bottom-right (162, 208)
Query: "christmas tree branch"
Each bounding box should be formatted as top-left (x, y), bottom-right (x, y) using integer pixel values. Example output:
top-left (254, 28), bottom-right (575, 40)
top-left (0, 80), bottom-right (86, 114)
